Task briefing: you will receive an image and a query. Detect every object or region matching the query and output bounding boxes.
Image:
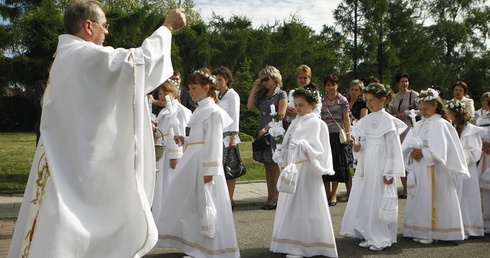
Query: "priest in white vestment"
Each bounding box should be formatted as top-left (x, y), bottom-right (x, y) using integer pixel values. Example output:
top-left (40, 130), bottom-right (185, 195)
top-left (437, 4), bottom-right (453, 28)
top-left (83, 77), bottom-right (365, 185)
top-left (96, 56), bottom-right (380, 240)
top-left (8, 1), bottom-right (186, 258)
top-left (402, 89), bottom-right (469, 244)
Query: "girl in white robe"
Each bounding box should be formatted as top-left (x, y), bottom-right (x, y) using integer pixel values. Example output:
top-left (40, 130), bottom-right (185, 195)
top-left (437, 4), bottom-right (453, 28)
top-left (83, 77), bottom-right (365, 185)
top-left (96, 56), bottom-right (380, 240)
top-left (402, 89), bottom-right (470, 244)
top-left (340, 83), bottom-right (406, 251)
top-left (474, 92), bottom-right (490, 233)
top-left (152, 81), bottom-right (191, 235)
top-left (445, 99), bottom-right (485, 238)
top-left (156, 68), bottom-right (240, 258)
top-left (270, 87), bottom-right (338, 258)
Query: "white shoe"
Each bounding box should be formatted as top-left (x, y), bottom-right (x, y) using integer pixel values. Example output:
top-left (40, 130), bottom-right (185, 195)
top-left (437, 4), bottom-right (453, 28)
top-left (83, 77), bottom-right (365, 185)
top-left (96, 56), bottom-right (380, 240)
top-left (359, 240), bottom-right (370, 248)
top-left (285, 255), bottom-right (303, 258)
top-left (464, 234), bottom-right (469, 240)
top-left (412, 238), bottom-right (421, 243)
top-left (182, 256), bottom-right (193, 258)
top-left (369, 246), bottom-right (384, 251)
top-left (419, 239), bottom-right (434, 245)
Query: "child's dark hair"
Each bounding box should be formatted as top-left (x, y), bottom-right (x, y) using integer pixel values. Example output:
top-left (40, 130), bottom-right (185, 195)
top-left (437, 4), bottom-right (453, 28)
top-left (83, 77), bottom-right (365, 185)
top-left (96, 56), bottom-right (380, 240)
top-left (187, 68), bottom-right (218, 103)
top-left (212, 66), bottom-right (234, 88)
top-left (292, 87), bottom-right (319, 105)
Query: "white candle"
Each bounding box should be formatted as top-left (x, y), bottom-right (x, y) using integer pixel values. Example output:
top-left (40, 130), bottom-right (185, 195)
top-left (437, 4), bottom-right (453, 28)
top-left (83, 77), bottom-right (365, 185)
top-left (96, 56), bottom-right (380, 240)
top-left (270, 104), bottom-right (276, 115)
top-left (165, 95), bottom-right (174, 114)
top-left (352, 120), bottom-right (359, 145)
top-left (408, 109), bottom-right (417, 137)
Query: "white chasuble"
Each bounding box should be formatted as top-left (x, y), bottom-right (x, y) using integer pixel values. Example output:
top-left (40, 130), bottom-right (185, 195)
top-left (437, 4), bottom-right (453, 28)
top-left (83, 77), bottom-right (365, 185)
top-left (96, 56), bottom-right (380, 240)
top-left (340, 109), bottom-right (406, 249)
top-left (270, 113), bottom-right (338, 258)
top-left (402, 114), bottom-right (469, 241)
top-left (156, 98), bottom-right (240, 258)
top-left (8, 27), bottom-right (173, 258)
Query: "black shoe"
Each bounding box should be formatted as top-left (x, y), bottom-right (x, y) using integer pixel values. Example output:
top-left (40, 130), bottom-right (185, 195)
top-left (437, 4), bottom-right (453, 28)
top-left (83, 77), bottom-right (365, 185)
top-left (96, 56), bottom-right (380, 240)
top-left (231, 200), bottom-right (236, 211)
top-left (261, 198), bottom-right (277, 210)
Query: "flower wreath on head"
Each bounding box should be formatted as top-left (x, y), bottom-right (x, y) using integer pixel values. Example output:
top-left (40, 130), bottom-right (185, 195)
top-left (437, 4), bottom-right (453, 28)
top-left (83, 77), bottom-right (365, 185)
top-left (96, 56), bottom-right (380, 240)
top-left (193, 70), bottom-right (216, 84)
top-left (415, 88), bottom-right (439, 103)
top-left (294, 87), bottom-right (319, 102)
top-left (167, 78), bottom-right (179, 87)
top-left (362, 84), bottom-right (391, 96)
top-left (445, 99), bottom-right (466, 111)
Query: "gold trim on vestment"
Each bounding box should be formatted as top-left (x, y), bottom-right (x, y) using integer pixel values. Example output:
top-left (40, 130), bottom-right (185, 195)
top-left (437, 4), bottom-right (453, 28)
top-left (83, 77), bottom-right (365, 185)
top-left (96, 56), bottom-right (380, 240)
top-left (404, 224), bottom-right (463, 233)
top-left (203, 161), bottom-right (222, 167)
top-left (158, 234), bottom-right (239, 255)
top-left (430, 165), bottom-right (437, 229)
top-left (463, 224), bottom-right (484, 230)
top-left (22, 151), bottom-right (51, 258)
top-left (184, 141), bottom-right (204, 151)
top-left (481, 154), bottom-right (486, 213)
top-left (271, 237), bottom-right (336, 249)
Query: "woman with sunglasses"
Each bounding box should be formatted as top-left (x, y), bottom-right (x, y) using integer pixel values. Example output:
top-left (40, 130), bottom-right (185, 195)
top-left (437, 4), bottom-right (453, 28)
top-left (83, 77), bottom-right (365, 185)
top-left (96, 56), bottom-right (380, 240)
top-left (247, 66), bottom-right (288, 210)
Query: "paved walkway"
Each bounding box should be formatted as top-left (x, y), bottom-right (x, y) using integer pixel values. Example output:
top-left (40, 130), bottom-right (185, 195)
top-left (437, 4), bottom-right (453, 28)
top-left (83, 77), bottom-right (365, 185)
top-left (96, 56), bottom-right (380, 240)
top-left (0, 180), bottom-right (356, 257)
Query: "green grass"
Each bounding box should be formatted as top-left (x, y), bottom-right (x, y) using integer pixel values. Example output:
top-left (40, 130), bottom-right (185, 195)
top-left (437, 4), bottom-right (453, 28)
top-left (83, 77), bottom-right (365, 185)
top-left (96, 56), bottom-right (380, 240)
top-left (0, 132), bottom-right (36, 191)
top-left (0, 132), bottom-right (265, 191)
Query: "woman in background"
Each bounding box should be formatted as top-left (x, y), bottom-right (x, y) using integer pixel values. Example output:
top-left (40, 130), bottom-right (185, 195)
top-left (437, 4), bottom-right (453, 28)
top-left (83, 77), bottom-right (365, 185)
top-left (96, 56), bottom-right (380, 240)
top-left (247, 66), bottom-right (288, 210)
top-left (344, 79), bottom-right (368, 200)
top-left (388, 73), bottom-right (418, 199)
top-left (321, 74), bottom-right (352, 206)
top-left (214, 66), bottom-right (242, 209)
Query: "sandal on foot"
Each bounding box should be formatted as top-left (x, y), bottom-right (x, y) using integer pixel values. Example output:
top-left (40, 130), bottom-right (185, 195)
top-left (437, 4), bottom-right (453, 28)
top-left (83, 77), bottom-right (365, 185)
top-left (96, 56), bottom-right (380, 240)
top-left (261, 198), bottom-right (277, 210)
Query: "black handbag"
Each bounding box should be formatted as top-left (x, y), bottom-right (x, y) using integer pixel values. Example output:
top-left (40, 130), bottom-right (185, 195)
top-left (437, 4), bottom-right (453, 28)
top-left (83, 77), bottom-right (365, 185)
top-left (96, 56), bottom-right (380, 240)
top-left (223, 147), bottom-right (246, 179)
top-left (252, 133), bottom-right (270, 151)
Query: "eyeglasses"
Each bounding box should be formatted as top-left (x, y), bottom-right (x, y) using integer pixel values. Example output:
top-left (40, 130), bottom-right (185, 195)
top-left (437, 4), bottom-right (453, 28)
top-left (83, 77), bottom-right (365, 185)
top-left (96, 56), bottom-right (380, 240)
top-left (90, 20), bottom-right (109, 30)
top-left (260, 77), bottom-right (270, 83)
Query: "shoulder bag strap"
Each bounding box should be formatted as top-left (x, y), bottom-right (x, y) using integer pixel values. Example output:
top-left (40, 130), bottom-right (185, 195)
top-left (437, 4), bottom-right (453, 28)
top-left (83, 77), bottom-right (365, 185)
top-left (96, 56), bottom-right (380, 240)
top-left (326, 106), bottom-right (344, 130)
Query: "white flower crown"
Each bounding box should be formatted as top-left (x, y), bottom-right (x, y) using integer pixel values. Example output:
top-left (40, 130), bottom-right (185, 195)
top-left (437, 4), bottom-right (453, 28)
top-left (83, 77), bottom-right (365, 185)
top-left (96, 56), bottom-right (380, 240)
top-left (362, 84), bottom-right (391, 96)
top-left (167, 78), bottom-right (179, 87)
top-left (193, 70), bottom-right (216, 84)
top-left (415, 88), bottom-right (440, 103)
top-left (445, 99), bottom-right (466, 110)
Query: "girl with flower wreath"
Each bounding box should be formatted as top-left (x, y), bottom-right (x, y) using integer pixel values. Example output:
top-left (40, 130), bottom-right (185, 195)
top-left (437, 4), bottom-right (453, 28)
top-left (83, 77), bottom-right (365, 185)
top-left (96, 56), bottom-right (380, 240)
top-left (156, 68), bottom-right (240, 258)
top-left (340, 83), bottom-right (406, 251)
top-left (445, 99), bottom-right (485, 238)
top-left (270, 87), bottom-right (338, 258)
top-left (401, 88), bottom-right (469, 245)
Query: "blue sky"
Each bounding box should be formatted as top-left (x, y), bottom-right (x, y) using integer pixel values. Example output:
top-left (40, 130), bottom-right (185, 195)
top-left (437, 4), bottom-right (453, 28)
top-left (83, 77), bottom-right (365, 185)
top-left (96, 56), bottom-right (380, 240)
top-left (192, 0), bottom-right (342, 33)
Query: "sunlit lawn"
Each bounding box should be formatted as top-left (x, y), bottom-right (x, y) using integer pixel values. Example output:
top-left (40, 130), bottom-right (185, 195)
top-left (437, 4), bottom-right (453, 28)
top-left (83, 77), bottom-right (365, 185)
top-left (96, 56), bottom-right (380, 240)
top-left (0, 132), bottom-right (36, 191)
top-left (0, 132), bottom-right (265, 191)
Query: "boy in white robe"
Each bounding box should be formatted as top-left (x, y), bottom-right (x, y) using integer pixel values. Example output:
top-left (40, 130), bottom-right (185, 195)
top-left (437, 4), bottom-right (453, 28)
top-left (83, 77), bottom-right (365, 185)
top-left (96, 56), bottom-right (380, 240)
top-left (402, 89), bottom-right (470, 244)
top-left (446, 99), bottom-right (485, 238)
top-left (7, 1), bottom-right (186, 258)
top-left (156, 68), bottom-right (240, 258)
top-left (271, 87), bottom-right (338, 258)
top-left (341, 83), bottom-right (406, 251)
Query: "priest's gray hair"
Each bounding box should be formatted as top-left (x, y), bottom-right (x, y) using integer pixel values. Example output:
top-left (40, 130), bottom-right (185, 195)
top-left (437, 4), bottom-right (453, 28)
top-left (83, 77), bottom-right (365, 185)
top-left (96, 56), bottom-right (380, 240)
top-left (64, 0), bottom-right (104, 35)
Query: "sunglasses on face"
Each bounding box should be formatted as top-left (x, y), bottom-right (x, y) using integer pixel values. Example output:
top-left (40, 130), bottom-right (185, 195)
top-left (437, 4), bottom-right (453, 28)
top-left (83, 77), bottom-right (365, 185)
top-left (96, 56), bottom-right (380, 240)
top-left (260, 77), bottom-right (270, 83)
